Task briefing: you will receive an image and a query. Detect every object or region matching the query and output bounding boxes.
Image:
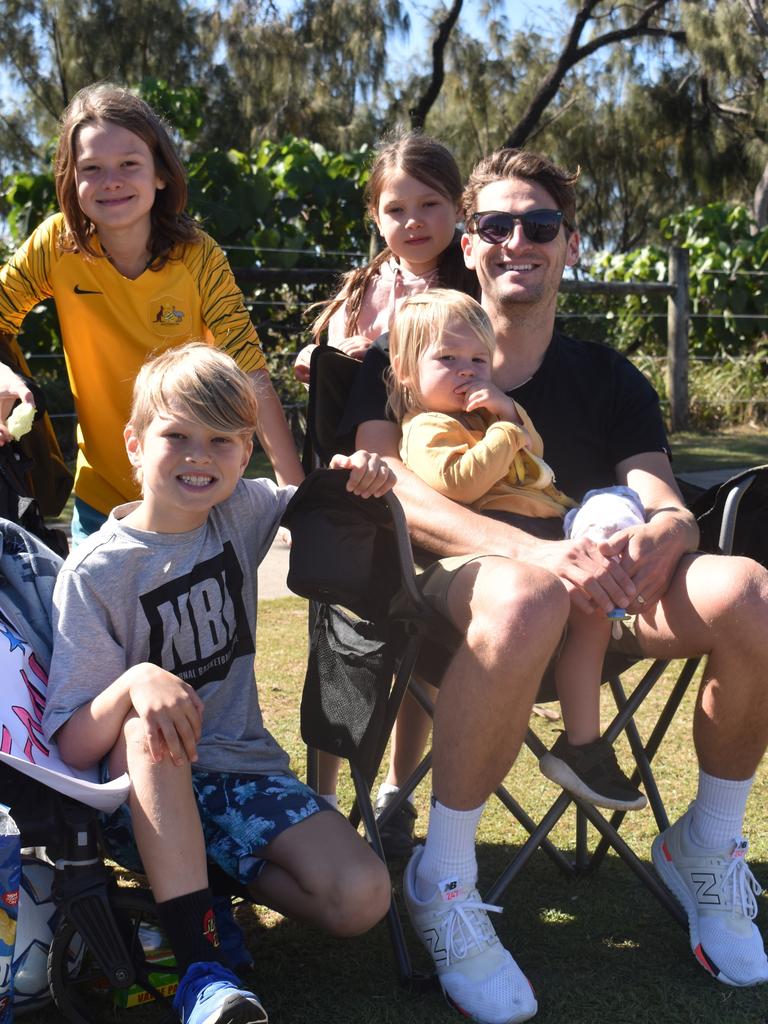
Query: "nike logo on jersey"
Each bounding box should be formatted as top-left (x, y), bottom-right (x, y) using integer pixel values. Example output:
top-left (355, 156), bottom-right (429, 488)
top-left (73, 285), bottom-right (103, 295)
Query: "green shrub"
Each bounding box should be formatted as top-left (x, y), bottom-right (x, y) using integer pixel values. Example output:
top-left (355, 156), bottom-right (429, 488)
top-left (581, 202), bottom-right (768, 359)
top-left (634, 348), bottom-right (768, 430)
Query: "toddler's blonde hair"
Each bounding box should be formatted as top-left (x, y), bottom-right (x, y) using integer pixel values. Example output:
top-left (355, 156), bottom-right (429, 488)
top-left (386, 288), bottom-right (495, 422)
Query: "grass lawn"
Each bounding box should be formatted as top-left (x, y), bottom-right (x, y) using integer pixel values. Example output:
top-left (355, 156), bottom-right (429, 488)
top-left (670, 425), bottom-right (768, 474)
top-left (36, 598), bottom-right (768, 1024)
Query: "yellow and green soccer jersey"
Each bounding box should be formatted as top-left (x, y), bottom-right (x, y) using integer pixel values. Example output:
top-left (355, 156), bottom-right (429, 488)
top-left (0, 213), bottom-right (266, 513)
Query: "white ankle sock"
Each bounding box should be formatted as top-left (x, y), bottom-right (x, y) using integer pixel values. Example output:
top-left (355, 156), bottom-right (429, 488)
top-left (376, 782), bottom-right (414, 807)
top-left (415, 797), bottom-right (485, 900)
top-left (689, 770), bottom-right (754, 849)
top-left (319, 793), bottom-right (338, 810)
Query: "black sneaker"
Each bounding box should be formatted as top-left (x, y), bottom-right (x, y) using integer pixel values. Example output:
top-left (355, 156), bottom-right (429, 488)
top-left (539, 734), bottom-right (647, 811)
top-left (375, 790), bottom-right (418, 860)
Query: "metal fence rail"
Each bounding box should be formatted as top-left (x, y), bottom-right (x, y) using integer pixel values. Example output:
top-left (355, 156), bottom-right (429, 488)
top-left (24, 245), bottom-right (768, 459)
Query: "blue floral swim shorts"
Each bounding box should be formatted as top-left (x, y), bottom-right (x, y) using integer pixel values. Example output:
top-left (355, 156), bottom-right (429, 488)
top-left (99, 769), bottom-right (332, 885)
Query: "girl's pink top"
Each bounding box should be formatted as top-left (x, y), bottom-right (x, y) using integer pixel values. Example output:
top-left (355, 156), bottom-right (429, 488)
top-left (327, 257), bottom-right (440, 343)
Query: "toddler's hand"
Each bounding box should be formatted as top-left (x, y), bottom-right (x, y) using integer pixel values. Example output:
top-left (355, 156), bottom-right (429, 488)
top-left (329, 450), bottom-right (396, 498)
top-left (335, 335), bottom-right (372, 360)
top-left (460, 381), bottom-right (521, 422)
top-left (293, 343), bottom-right (316, 384)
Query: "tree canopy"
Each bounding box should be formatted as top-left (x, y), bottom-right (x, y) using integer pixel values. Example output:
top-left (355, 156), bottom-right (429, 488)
top-left (1, 0), bottom-right (767, 253)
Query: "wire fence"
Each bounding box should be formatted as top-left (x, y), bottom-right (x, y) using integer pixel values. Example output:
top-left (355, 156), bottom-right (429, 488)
top-left (22, 247), bottom-right (768, 458)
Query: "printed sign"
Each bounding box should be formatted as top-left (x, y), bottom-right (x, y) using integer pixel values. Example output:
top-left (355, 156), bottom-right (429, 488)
top-left (0, 610), bottom-right (128, 813)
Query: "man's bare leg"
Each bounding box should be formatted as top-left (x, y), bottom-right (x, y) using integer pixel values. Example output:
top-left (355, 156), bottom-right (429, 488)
top-left (403, 556), bottom-right (567, 1024)
top-left (634, 553), bottom-right (768, 779)
top-left (430, 556), bottom-right (568, 809)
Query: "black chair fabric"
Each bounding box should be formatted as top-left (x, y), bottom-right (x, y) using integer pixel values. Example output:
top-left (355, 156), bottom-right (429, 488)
top-left (693, 464), bottom-right (768, 563)
top-left (284, 468), bottom-right (403, 622)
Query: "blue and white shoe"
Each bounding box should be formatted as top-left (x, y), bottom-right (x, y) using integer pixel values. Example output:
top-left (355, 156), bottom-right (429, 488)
top-left (173, 961), bottom-right (267, 1024)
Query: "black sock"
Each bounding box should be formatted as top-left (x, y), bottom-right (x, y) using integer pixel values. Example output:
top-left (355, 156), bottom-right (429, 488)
top-left (155, 887), bottom-right (226, 974)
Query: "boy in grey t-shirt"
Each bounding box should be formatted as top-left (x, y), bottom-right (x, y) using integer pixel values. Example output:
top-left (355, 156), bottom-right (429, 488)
top-left (42, 342), bottom-right (394, 1024)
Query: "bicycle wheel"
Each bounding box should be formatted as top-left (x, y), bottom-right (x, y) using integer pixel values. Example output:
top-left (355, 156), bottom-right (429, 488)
top-left (48, 886), bottom-right (180, 1024)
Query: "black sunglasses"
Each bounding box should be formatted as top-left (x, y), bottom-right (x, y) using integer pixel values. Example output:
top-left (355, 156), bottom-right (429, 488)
top-left (468, 208), bottom-right (573, 245)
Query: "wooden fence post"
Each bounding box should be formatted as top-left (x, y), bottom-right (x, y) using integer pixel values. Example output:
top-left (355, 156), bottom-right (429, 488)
top-left (666, 247), bottom-right (690, 431)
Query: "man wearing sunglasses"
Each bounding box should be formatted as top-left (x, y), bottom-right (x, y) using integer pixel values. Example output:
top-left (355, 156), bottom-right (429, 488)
top-left (346, 148), bottom-right (768, 1024)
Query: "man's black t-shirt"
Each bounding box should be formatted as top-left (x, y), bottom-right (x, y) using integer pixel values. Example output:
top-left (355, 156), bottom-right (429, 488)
top-left (340, 330), bottom-right (670, 503)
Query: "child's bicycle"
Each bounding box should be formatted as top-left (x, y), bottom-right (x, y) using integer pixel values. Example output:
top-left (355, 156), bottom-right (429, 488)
top-left (7, 765), bottom-right (179, 1024)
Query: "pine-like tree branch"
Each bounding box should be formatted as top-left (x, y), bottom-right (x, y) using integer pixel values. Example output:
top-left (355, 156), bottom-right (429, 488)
top-left (409, 0), bottom-right (463, 129)
top-left (504, 0), bottom-right (685, 148)
top-left (741, 0), bottom-right (768, 37)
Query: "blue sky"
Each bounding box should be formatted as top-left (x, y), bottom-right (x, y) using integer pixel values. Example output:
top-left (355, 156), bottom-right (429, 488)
top-left (387, 1), bottom-right (565, 74)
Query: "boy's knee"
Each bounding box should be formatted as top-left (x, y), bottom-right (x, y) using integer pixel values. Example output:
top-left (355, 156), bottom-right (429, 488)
top-left (122, 713), bottom-right (148, 754)
top-left (121, 713), bottom-right (176, 774)
top-left (322, 854), bottom-right (391, 937)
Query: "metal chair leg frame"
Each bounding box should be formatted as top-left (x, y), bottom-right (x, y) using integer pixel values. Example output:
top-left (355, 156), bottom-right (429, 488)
top-left (350, 762), bottom-right (415, 984)
top-left (573, 797), bottom-right (687, 927)
top-left (517, 728), bottom-right (589, 875)
top-left (491, 784), bottom-right (577, 877)
top-left (486, 658), bottom-right (698, 924)
top-left (591, 658), bottom-right (700, 870)
top-left (486, 789), bottom-right (578, 903)
top-left (374, 753), bottom-right (432, 835)
top-left (348, 629), bottom-right (424, 831)
top-left (306, 744), bottom-right (319, 793)
top-left (602, 660), bottom-right (671, 746)
top-left (400, 677), bottom-right (573, 873)
top-left (575, 807), bottom-right (589, 872)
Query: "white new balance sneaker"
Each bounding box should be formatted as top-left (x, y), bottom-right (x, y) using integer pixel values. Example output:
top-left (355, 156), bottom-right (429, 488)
top-left (403, 846), bottom-right (537, 1024)
top-left (652, 807), bottom-right (768, 986)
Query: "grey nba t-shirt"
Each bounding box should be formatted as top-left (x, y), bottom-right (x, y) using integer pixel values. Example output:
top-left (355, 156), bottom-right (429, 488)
top-left (43, 477), bottom-right (294, 776)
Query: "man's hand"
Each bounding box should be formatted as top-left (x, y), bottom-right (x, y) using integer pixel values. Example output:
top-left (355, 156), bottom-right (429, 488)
top-left (525, 533), bottom-right (638, 615)
top-left (128, 665), bottom-right (204, 766)
top-left (459, 380), bottom-right (522, 423)
top-left (610, 510), bottom-right (698, 612)
top-left (615, 453), bottom-right (700, 611)
top-left (330, 450), bottom-right (396, 498)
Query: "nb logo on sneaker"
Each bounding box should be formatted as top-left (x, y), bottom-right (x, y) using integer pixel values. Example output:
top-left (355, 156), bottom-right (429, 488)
top-left (691, 871), bottom-right (721, 906)
top-left (440, 878), bottom-right (461, 902)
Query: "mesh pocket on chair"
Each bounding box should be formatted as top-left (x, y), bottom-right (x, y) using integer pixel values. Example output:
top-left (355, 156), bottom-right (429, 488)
top-left (300, 603), bottom-right (395, 782)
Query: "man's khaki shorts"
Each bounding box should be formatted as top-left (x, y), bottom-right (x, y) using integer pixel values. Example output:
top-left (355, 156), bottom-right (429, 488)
top-left (414, 553), bottom-right (644, 699)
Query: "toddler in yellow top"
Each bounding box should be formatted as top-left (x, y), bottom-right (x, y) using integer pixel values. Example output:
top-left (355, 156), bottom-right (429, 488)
top-left (387, 287), bottom-right (647, 813)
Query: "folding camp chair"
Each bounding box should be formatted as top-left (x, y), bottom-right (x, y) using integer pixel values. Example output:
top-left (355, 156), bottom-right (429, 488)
top-left (291, 341), bottom-right (768, 977)
top-left (283, 467), bottom-right (449, 984)
top-left (483, 463), bottom-right (768, 911)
